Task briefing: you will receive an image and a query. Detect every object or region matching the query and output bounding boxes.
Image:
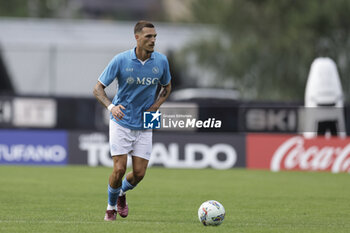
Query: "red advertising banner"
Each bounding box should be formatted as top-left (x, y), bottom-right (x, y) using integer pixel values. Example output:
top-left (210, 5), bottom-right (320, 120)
top-left (247, 134), bottom-right (350, 173)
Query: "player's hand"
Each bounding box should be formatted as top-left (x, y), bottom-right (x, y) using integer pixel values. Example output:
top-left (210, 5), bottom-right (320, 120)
top-left (111, 104), bottom-right (126, 121)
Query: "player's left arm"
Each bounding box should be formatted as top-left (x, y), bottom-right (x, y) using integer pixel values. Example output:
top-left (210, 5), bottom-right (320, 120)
top-left (146, 82), bottom-right (171, 112)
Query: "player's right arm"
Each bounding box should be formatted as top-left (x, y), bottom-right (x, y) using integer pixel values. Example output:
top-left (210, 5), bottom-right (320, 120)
top-left (93, 81), bottom-right (125, 120)
top-left (94, 55), bottom-right (126, 120)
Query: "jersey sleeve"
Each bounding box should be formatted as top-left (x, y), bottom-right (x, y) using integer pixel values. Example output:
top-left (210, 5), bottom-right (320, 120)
top-left (98, 55), bottom-right (119, 87)
top-left (159, 57), bottom-right (171, 86)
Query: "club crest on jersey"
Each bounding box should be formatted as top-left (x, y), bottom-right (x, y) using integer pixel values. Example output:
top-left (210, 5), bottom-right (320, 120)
top-left (126, 77), bottom-right (135, 84)
top-left (152, 66), bottom-right (159, 74)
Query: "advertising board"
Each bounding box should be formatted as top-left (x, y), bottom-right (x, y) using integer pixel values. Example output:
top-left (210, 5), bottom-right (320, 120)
top-left (69, 131), bottom-right (246, 169)
top-left (0, 130), bottom-right (67, 165)
top-left (247, 134), bottom-right (350, 173)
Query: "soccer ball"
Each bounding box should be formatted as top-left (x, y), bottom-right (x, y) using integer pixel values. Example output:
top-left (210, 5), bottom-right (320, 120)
top-left (198, 200), bottom-right (225, 226)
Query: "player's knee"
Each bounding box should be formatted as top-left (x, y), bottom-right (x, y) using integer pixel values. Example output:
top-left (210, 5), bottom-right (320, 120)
top-left (133, 170), bottom-right (146, 182)
top-left (113, 166), bottom-right (126, 178)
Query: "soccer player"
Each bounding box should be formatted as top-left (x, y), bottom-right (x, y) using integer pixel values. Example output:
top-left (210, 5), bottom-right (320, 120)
top-left (93, 20), bottom-right (172, 221)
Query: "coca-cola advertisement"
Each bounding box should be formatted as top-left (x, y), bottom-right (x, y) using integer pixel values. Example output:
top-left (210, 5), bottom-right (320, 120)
top-left (247, 134), bottom-right (350, 173)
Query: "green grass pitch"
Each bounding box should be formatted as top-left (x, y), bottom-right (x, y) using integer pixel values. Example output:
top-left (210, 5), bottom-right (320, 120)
top-left (0, 166), bottom-right (349, 233)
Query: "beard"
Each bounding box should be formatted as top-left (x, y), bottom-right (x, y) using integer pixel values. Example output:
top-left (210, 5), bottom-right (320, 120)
top-left (146, 46), bottom-right (154, 53)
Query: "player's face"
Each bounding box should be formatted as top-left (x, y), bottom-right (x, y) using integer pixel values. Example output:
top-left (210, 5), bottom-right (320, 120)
top-left (136, 27), bottom-right (157, 53)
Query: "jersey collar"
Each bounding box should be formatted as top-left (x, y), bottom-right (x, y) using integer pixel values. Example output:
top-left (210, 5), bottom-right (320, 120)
top-left (131, 47), bottom-right (155, 60)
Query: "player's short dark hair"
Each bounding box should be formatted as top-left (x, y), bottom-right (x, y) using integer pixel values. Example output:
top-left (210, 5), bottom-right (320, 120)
top-left (134, 20), bottom-right (154, 34)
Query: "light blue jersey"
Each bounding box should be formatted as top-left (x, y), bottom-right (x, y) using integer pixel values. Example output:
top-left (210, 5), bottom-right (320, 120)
top-left (98, 48), bottom-right (171, 130)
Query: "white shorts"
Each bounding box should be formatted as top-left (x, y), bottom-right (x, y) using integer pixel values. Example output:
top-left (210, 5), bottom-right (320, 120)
top-left (109, 120), bottom-right (153, 160)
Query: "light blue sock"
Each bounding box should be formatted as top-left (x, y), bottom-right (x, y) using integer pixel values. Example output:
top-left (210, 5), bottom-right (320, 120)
top-left (121, 178), bottom-right (135, 193)
top-left (108, 184), bottom-right (121, 206)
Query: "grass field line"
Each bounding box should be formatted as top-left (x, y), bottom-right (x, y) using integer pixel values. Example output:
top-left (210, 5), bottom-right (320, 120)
top-left (1, 220), bottom-right (348, 228)
top-left (0, 219), bottom-right (175, 225)
top-left (0, 219), bottom-right (136, 225)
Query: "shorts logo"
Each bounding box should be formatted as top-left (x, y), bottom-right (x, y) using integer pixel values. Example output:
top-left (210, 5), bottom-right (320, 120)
top-left (143, 110), bottom-right (161, 129)
top-left (152, 66), bottom-right (159, 74)
top-left (126, 77), bottom-right (135, 84)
